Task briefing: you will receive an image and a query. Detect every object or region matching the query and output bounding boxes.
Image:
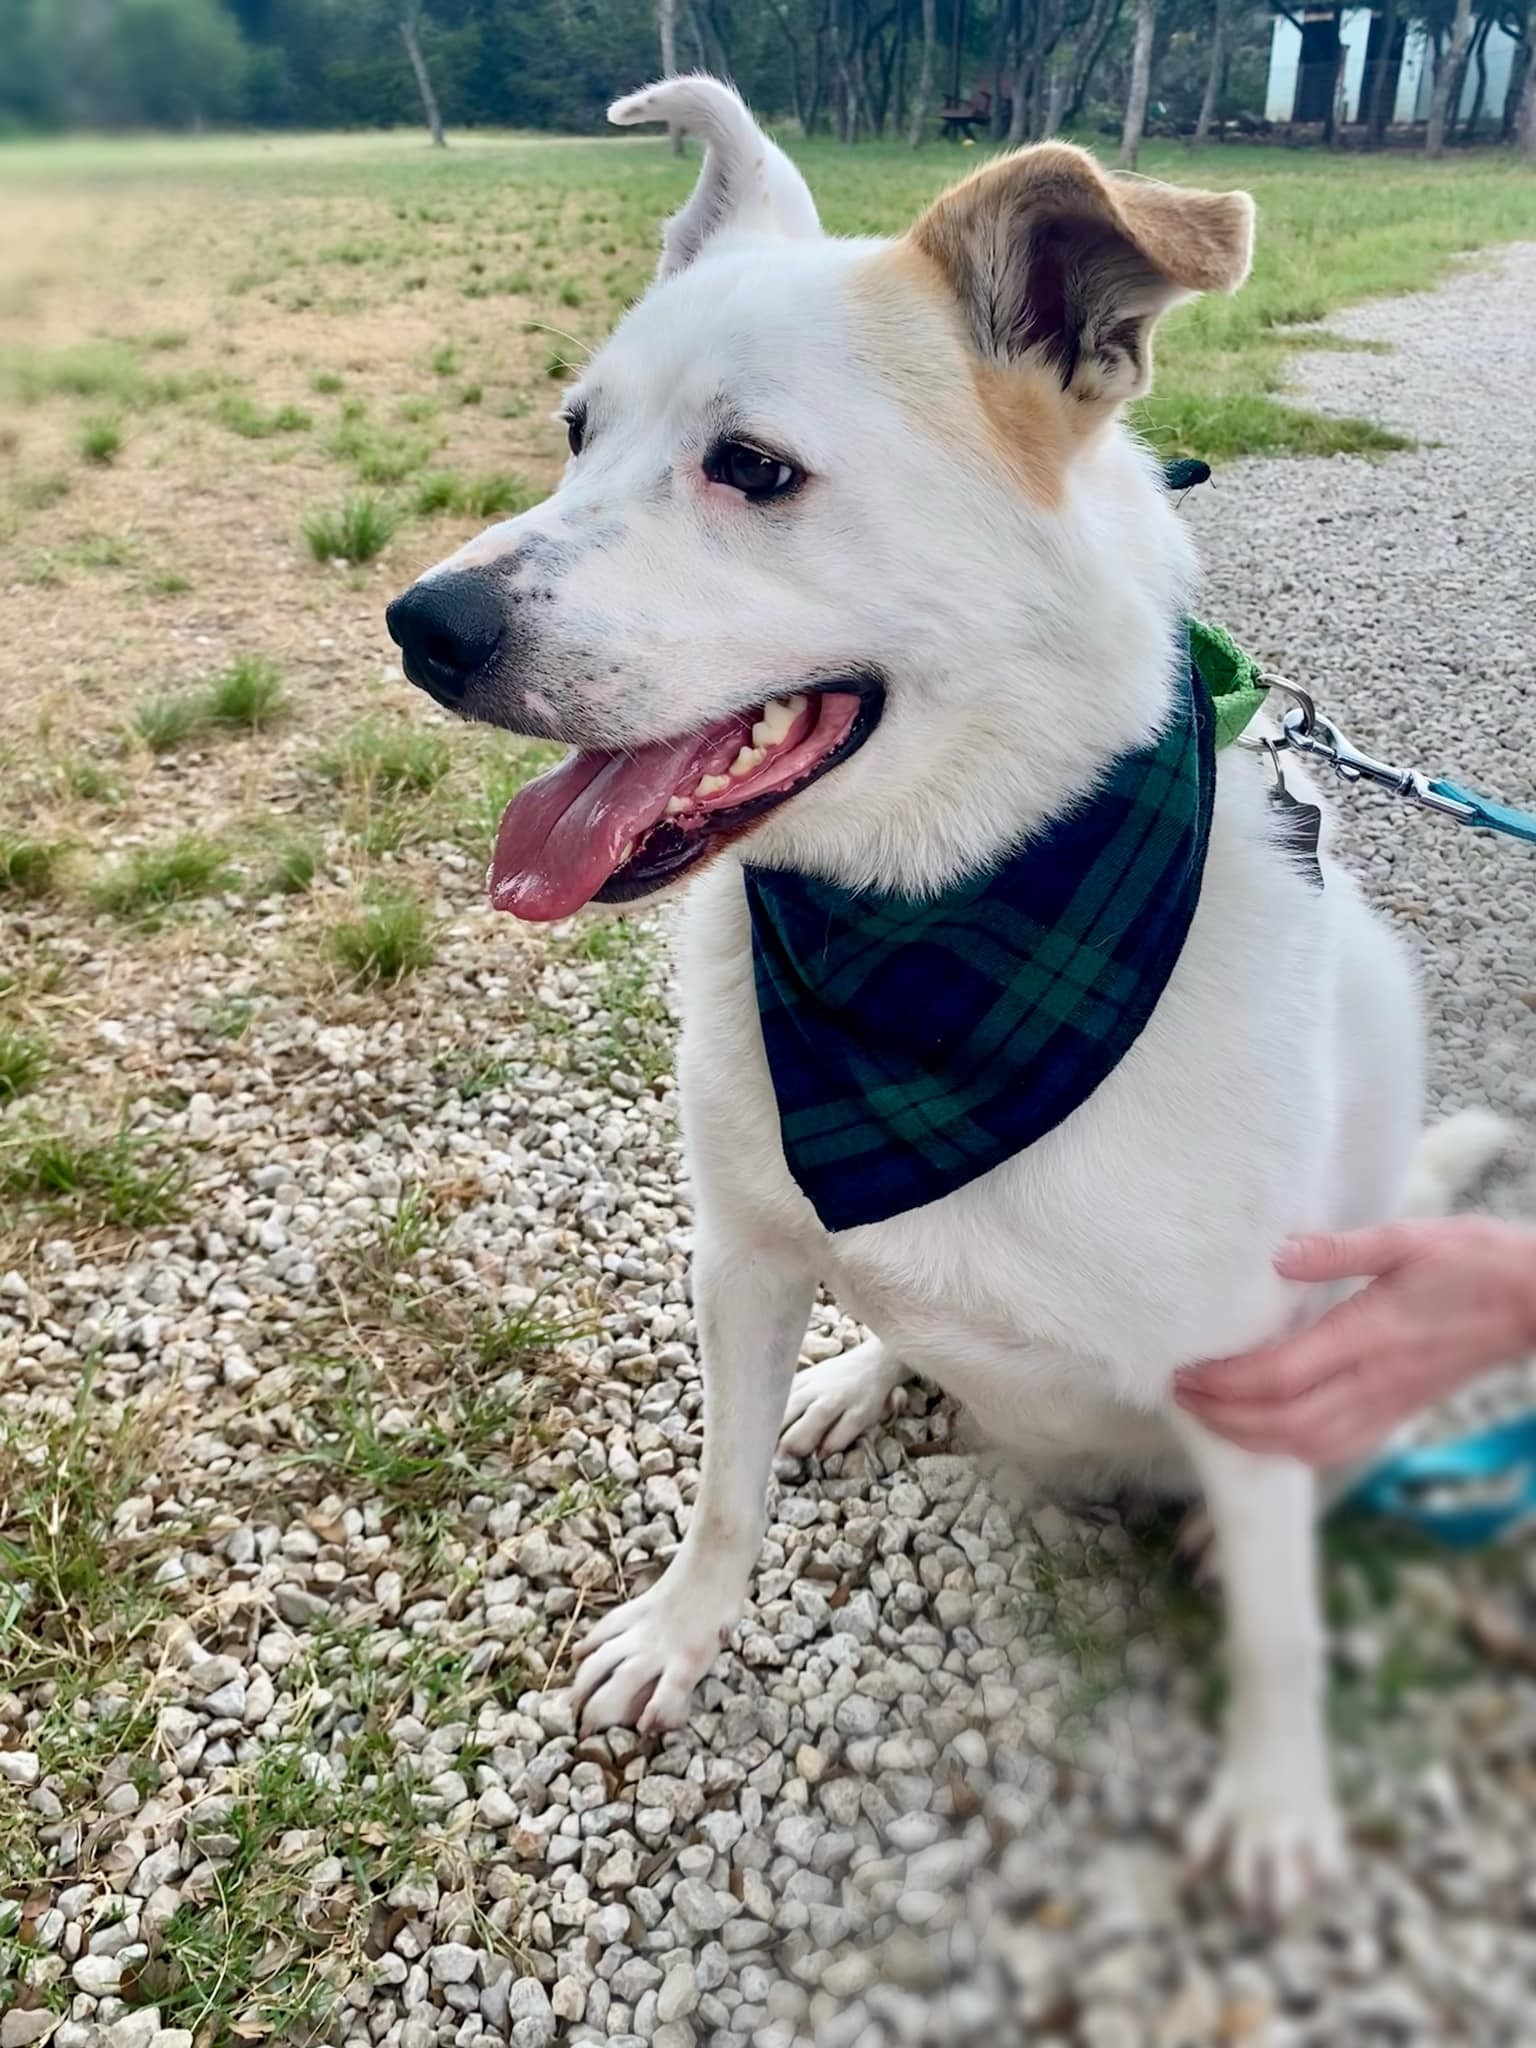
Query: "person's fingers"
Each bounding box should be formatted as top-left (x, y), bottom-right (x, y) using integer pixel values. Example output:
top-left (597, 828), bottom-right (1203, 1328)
top-left (1176, 1299), bottom-right (1369, 1403)
top-left (1178, 1374), bottom-right (1369, 1465)
top-left (1273, 1225), bottom-right (1415, 1284)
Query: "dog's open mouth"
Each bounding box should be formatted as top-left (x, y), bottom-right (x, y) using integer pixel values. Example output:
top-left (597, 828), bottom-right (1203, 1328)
top-left (488, 679), bottom-right (883, 921)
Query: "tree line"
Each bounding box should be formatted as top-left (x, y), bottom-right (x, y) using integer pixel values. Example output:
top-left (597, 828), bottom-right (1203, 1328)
top-left (1, 0), bottom-right (1531, 157)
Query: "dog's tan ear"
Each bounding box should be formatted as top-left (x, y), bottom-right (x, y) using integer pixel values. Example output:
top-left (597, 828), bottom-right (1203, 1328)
top-left (909, 143), bottom-right (1253, 412)
top-left (610, 76), bottom-right (821, 279)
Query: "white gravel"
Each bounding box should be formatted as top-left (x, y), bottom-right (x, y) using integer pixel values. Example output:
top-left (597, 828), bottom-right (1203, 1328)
top-left (3, 249), bottom-right (1534, 2048)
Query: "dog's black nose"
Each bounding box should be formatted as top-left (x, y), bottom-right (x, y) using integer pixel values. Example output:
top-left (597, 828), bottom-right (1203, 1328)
top-left (386, 572), bottom-right (503, 706)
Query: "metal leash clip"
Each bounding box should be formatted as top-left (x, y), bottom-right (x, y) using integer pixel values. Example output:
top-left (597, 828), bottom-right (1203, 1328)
top-left (1258, 669), bottom-right (1480, 824)
top-left (1276, 703), bottom-right (1480, 823)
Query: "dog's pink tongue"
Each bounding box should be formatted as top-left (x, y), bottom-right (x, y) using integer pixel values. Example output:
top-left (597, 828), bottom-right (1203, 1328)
top-left (489, 734), bottom-right (705, 922)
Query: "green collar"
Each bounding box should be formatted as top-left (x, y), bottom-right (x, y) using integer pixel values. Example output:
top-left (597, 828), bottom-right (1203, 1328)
top-left (1189, 616), bottom-right (1267, 749)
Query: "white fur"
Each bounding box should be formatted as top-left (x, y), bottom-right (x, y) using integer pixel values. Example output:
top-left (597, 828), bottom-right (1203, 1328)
top-left (416, 83), bottom-right (1483, 1911)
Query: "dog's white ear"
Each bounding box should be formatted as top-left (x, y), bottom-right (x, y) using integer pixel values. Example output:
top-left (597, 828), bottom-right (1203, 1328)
top-left (608, 75), bottom-right (821, 279)
top-left (909, 143), bottom-right (1253, 412)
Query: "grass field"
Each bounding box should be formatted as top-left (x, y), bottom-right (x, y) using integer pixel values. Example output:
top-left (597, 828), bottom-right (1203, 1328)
top-left (1, 126), bottom-right (1534, 2036)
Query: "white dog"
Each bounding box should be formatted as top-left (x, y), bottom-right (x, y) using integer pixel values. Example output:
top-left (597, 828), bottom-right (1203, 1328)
top-left (386, 78), bottom-right (1493, 1909)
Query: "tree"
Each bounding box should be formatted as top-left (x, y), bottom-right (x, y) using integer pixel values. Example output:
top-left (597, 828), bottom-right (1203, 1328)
top-left (659, 0), bottom-right (685, 152)
top-left (1366, 0), bottom-right (1402, 146)
top-left (398, 2), bottom-right (445, 147)
top-left (1425, 0), bottom-right (1473, 152)
top-left (102, 0), bottom-right (246, 127)
top-left (1504, 12), bottom-right (1533, 141)
top-left (1057, 0), bottom-right (1125, 127)
top-left (1191, 0), bottom-right (1228, 143)
top-left (1119, 0), bottom-right (1157, 164)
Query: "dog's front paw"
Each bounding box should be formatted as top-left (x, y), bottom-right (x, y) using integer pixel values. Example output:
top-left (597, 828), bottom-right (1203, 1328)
top-left (1185, 1768), bottom-right (1347, 1917)
top-left (778, 1339), bottom-right (904, 1458)
top-left (569, 1575), bottom-right (739, 1735)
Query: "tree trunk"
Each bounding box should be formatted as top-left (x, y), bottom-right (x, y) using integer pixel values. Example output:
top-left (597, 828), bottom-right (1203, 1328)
top-left (659, 0), bottom-right (685, 154)
top-left (895, 0), bottom-right (908, 134)
top-left (1365, 0), bottom-right (1399, 148)
top-left (991, 0), bottom-right (1012, 135)
top-left (1502, 32), bottom-right (1532, 145)
top-left (1007, 0), bottom-right (1032, 141)
top-left (399, 14), bottom-right (446, 148)
top-left (948, 0), bottom-right (966, 109)
top-left (1458, 12), bottom-right (1492, 141)
top-left (873, 11), bottom-right (902, 133)
top-left (1191, 0), bottom-right (1227, 146)
top-left (1425, 0), bottom-right (1472, 156)
top-left (1118, 0), bottom-right (1156, 166)
top-left (1045, 58), bottom-right (1069, 131)
top-left (908, 0), bottom-right (936, 142)
top-left (1064, 0), bottom-right (1124, 124)
top-left (1321, 6), bottom-right (1344, 147)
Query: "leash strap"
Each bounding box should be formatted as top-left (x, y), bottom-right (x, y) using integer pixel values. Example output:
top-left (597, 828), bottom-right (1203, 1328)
top-left (1344, 1415), bottom-right (1536, 1549)
top-left (1427, 779), bottom-right (1536, 847)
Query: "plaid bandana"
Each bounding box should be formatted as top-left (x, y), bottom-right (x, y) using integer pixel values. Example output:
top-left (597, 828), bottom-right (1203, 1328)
top-left (745, 648), bottom-right (1215, 1231)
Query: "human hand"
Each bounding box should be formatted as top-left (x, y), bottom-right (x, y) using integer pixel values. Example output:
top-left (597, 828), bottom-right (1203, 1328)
top-left (1175, 1217), bottom-right (1536, 1467)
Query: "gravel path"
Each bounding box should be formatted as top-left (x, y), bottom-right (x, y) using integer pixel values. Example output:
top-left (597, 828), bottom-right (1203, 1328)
top-left (4, 252), bottom-right (1535, 2048)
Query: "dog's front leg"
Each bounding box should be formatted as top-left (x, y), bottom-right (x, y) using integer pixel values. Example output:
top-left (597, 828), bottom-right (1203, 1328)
top-left (570, 1228), bottom-right (814, 1734)
top-left (1171, 1413), bottom-right (1344, 1914)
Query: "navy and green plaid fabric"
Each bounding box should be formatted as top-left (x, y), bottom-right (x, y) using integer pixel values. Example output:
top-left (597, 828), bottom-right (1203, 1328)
top-left (745, 655), bottom-right (1215, 1231)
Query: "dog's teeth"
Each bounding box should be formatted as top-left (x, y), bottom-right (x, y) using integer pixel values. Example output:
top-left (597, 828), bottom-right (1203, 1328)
top-left (729, 745), bottom-right (764, 778)
top-left (753, 693), bottom-right (807, 746)
top-left (665, 795), bottom-right (691, 815)
top-left (697, 774), bottom-right (731, 796)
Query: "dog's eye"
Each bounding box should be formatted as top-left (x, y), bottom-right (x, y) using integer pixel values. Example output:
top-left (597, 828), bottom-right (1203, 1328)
top-left (706, 440), bottom-right (800, 500)
top-left (565, 406), bottom-right (586, 457)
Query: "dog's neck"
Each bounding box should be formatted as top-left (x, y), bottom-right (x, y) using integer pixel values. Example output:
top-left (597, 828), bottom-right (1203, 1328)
top-left (741, 435), bottom-right (1198, 898)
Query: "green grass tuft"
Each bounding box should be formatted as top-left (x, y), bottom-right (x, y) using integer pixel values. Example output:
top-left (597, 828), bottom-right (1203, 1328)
top-left (328, 416), bottom-right (432, 486)
top-left (1, 1124), bottom-right (188, 1227)
top-left (409, 469), bottom-right (534, 519)
top-left (317, 721), bottom-right (451, 797)
top-left (79, 414), bottom-right (122, 463)
top-left (205, 653), bottom-right (286, 730)
top-left (265, 835), bottom-right (317, 895)
top-left (302, 492), bottom-right (399, 564)
top-left (0, 1024), bottom-right (50, 1103)
top-left (410, 468), bottom-right (466, 516)
top-left (54, 754), bottom-right (123, 804)
top-left (0, 1373), bottom-right (184, 1697)
top-left (465, 472), bottom-right (536, 517)
top-left (329, 889), bottom-right (435, 983)
top-left (145, 568), bottom-right (193, 596)
top-left (132, 692), bottom-right (203, 752)
top-left (213, 389), bottom-right (311, 438)
top-left (0, 837), bottom-right (63, 898)
top-left (90, 834), bottom-right (236, 919)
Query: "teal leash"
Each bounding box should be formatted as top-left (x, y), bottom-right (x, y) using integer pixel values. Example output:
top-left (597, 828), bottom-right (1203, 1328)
top-left (1426, 779), bottom-right (1536, 847)
top-left (1344, 1417), bottom-right (1536, 1549)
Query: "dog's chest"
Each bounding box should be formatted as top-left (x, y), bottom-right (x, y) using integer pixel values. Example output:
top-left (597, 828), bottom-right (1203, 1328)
top-left (678, 868), bottom-right (1184, 1408)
